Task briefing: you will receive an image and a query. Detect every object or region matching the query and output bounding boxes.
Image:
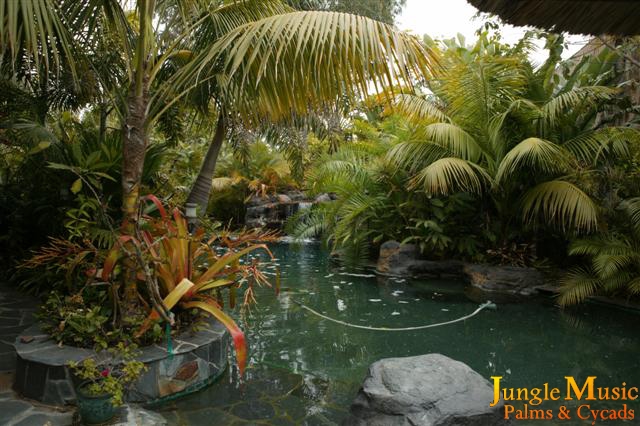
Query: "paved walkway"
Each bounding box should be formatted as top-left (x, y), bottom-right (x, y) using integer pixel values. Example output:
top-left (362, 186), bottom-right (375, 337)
top-left (0, 283), bottom-right (74, 425)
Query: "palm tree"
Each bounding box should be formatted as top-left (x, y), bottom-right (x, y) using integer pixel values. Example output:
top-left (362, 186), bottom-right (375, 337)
top-left (3, 0), bottom-right (434, 315)
top-left (389, 32), bottom-right (640, 243)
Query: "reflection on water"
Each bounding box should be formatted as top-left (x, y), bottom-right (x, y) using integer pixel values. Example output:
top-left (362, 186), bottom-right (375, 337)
top-left (160, 243), bottom-right (640, 425)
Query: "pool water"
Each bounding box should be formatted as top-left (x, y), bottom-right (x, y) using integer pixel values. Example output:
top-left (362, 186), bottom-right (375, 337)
top-left (159, 243), bottom-right (640, 425)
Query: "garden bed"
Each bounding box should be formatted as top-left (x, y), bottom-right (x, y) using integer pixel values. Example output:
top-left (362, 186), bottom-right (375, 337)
top-left (12, 318), bottom-right (228, 406)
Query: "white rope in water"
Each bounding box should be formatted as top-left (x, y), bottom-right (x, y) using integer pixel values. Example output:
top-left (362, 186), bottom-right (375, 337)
top-left (293, 300), bottom-right (496, 331)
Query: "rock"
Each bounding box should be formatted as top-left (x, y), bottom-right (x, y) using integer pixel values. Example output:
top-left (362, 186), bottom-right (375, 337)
top-left (344, 354), bottom-right (508, 426)
top-left (463, 264), bottom-right (543, 296)
top-left (283, 190), bottom-right (305, 201)
top-left (244, 192), bottom-right (314, 230)
top-left (276, 194), bottom-right (292, 204)
top-left (314, 193), bottom-right (332, 203)
top-left (376, 241), bottom-right (465, 279)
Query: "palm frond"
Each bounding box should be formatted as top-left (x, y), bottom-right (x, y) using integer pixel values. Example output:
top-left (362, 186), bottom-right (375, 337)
top-left (386, 140), bottom-right (449, 172)
top-left (392, 93), bottom-right (451, 123)
top-left (0, 0), bottom-right (76, 75)
top-left (521, 180), bottom-right (598, 232)
top-left (422, 122), bottom-right (483, 162)
top-left (172, 11), bottom-right (435, 121)
top-left (196, 0), bottom-right (294, 48)
top-left (496, 137), bottom-right (569, 184)
top-left (620, 197), bottom-right (640, 235)
top-left (542, 86), bottom-right (619, 127)
top-left (558, 266), bottom-right (602, 306)
top-left (411, 157), bottom-right (491, 195)
top-left (563, 127), bottom-right (639, 164)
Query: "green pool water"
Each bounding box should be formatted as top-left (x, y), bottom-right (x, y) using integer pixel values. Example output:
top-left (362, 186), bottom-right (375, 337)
top-left (160, 243), bottom-right (640, 425)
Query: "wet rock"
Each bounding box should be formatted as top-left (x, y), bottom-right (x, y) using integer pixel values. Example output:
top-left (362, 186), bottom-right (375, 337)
top-left (463, 264), bottom-right (542, 296)
top-left (245, 192), bottom-right (314, 230)
top-left (376, 241), bottom-right (544, 296)
top-left (314, 193), bottom-right (332, 203)
top-left (277, 194), bottom-right (292, 204)
top-left (344, 354), bottom-right (508, 426)
top-left (376, 241), bottom-right (465, 279)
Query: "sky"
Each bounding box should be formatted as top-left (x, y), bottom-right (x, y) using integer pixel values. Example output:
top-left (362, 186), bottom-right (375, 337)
top-left (397, 0), bottom-right (590, 65)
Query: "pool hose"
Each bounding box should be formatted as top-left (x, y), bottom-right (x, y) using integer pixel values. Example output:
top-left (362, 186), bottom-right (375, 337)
top-left (292, 300), bottom-right (497, 331)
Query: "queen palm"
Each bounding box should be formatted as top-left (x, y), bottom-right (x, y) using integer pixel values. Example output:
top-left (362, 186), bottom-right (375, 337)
top-left (389, 33), bottom-right (640, 242)
top-left (3, 0), bottom-right (433, 315)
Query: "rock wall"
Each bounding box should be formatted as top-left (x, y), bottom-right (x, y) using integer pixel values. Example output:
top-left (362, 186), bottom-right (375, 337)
top-left (244, 191), bottom-right (334, 230)
top-left (376, 241), bottom-right (544, 296)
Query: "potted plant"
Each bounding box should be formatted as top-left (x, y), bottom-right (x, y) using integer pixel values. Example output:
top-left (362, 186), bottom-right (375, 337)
top-left (69, 343), bottom-right (146, 424)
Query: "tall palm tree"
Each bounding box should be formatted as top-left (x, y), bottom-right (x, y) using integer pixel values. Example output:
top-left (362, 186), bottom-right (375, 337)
top-left (2, 0), bottom-right (434, 315)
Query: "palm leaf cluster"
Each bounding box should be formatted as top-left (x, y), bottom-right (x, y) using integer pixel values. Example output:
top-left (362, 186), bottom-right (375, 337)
top-left (559, 198), bottom-right (640, 305)
top-left (389, 32), bottom-right (640, 236)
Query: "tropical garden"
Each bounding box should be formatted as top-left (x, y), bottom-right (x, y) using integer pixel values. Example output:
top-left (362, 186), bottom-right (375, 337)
top-left (0, 0), bottom-right (639, 423)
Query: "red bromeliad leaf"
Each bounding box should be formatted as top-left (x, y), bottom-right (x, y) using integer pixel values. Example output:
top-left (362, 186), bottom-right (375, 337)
top-left (172, 208), bottom-right (188, 237)
top-left (141, 194), bottom-right (168, 220)
top-left (182, 300), bottom-right (247, 376)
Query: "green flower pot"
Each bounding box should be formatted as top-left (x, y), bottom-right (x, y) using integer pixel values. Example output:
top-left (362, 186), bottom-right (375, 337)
top-left (76, 381), bottom-right (117, 425)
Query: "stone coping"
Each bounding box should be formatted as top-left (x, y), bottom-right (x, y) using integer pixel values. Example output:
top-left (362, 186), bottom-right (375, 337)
top-left (13, 319), bottom-right (229, 406)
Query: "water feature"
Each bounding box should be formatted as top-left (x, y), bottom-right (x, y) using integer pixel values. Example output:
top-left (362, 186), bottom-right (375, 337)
top-left (159, 243), bottom-right (640, 425)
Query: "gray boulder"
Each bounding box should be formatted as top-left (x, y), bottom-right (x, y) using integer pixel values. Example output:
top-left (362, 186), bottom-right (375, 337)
top-left (314, 193), bottom-right (333, 203)
top-left (345, 354), bottom-right (507, 426)
top-left (463, 264), bottom-right (542, 296)
top-left (376, 241), bottom-right (464, 279)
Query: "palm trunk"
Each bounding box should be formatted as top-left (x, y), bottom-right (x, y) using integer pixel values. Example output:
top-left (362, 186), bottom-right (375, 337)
top-left (186, 113), bottom-right (226, 215)
top-left (120, 71), bottom-right (149, 320)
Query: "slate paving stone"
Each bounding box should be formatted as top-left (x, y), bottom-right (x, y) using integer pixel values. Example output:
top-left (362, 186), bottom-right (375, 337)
top-left (13, 412), bottom-right (72, 426)
top-left (0, 400), bottom-right (32, 424)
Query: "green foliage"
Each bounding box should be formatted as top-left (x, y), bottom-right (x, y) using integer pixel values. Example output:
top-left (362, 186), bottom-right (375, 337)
top-left (39, 292), bottom-right (119, 350)
top-left (391, 30), bottom-right (640, 244)
top-left (291, 29), bottom-right (640, 275)
top-left (208, 141), bottom-right (298, 224)
top-left (559, 198), bottom-right (640, 305)
top-left (68, 342), bottom-right (146, 406)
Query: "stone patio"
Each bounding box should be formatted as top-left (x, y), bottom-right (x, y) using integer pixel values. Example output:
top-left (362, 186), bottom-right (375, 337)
top-left (0, 282), bottom-right (75, 425)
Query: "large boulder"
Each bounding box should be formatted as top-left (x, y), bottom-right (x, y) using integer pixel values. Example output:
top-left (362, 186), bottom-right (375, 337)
top-left (376, 241), bottom-right (464, 279)
top-left (344, 354), bottom-right (508, 426)
top-left (463, 264), bottom-right (543, 296)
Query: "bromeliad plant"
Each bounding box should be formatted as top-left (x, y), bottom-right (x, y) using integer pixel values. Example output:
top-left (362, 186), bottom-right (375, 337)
top-left (102, 195), bottom-right (278, 375)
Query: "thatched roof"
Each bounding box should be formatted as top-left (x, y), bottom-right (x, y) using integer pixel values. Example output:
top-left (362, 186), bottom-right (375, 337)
top-left (467, 1), bottom-right (640, 36)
